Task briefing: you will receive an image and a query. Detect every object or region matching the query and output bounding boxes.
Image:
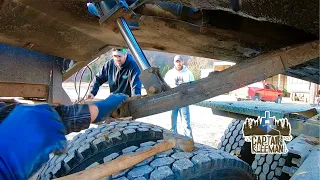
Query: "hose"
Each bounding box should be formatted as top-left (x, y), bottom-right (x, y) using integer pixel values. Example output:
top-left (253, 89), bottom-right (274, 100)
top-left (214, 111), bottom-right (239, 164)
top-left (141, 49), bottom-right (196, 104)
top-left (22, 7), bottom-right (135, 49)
top-left (73, 65), bottom-right (93, 104)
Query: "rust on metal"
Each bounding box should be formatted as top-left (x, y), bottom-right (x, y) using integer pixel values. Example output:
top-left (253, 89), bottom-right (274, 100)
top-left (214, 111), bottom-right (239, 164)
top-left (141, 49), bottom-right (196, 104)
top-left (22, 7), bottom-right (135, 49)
top-left (140, 67), bottom-right (171, 95)
top-left (99, 2), bottom-right (137, 32)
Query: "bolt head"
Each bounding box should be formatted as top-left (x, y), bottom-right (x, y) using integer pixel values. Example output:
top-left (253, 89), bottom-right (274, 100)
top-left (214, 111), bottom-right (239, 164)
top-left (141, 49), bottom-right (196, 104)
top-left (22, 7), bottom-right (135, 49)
top-left (149, 86), bottom-right (158, 93)
top-left (148, 68), bottom-right (154, 73)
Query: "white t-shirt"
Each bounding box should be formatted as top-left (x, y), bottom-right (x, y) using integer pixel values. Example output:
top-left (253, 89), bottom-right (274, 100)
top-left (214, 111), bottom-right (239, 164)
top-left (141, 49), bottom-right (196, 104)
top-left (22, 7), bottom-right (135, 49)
top-left (164, 65), bottom-right (194, 88)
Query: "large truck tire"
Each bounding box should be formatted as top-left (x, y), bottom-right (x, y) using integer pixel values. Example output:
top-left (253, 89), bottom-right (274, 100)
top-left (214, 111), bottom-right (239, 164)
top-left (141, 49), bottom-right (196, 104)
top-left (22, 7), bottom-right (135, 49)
top-left (218, 119), bottom-right (255, 165)
top-left (37, 121), bottom-right (163, 179)
top-left (251, 154), bottom-right (288, 180)
top-left (218, 119), bottom-right (289, 179)
top-left (38, 121), bottom-right (255, 180)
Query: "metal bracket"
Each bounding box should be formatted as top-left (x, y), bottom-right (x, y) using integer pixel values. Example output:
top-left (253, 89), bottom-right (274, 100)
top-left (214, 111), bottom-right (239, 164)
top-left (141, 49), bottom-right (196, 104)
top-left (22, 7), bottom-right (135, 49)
top-left (286, 134), bottom-right (319, 167)
top-left (140, 67), bottom-right (171, 94)
top-left (283, 134), bottom-right (319, 177)
top-left (111, 95), bottom-right (146, 118)
top-left (290, 145), bottom-right (320, 180)
top-left (97, 1), bottom-right (172, 96)
top-left (99, 0), bottom-right (136, 32)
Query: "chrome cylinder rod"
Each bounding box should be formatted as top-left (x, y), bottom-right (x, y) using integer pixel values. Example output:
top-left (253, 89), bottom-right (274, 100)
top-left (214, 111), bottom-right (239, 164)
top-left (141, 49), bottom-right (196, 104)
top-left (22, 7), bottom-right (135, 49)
top-left (116, 17), bottom-right (151, 70)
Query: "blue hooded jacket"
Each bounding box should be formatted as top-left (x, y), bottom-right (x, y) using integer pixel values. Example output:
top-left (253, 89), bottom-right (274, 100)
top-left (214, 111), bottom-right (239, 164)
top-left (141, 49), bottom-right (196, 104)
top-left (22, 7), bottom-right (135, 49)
top-left (90, 54), bottom-right (142, 97)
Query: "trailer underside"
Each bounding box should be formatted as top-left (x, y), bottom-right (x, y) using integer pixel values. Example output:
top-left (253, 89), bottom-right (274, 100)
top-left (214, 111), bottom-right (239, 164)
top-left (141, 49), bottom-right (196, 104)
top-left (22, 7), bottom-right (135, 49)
top-left (0, 0), bottom-right (319, 106)
top-left (0, 0), bottom-right (319, 81)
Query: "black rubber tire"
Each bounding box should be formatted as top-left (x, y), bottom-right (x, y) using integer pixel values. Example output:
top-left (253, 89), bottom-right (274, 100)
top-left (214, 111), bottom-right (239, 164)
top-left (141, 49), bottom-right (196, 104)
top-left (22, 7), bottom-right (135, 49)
top-left (37, 121), bottom-right (163, 179)
top-left (38, 122), bottom-right (255, 180)
top-left (251, 154), bottom-right (288, 180)
top-left (275, 96), bottom-right (282, 104)
top-left (253, 94), bottom-right (260, 101)
top-left (218, 119), bottom-right (255, 165)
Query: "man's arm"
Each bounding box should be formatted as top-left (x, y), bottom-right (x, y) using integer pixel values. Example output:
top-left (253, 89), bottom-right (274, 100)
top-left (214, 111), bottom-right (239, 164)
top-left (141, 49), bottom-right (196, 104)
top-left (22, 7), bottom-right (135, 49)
top-left (55, 93), bottom-right (128, 134)
top-left (0, 94), bottom-right (128, 180)
top-left (90, 64), bottom-right (108, 96)
top-left (0, 93), bottom-right (127, 136)
top-left (0, 104), bottom-right (67, 180)
top-left (54, 104), bottom-right (91, 134)
top-left (130, 67), bottom-right (142, 96)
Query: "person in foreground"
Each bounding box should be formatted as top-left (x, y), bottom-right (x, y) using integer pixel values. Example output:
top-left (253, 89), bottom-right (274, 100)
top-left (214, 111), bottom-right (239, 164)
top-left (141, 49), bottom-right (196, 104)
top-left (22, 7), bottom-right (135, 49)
top-left (0, 93), bottom-right (128, 180)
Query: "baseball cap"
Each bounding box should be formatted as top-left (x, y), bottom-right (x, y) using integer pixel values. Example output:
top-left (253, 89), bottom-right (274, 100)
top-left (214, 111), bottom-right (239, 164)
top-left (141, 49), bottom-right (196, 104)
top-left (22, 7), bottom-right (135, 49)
top-left (174, 55), bottom-right (183, 62)
top-left (112, 48), bottom-right (127, 56)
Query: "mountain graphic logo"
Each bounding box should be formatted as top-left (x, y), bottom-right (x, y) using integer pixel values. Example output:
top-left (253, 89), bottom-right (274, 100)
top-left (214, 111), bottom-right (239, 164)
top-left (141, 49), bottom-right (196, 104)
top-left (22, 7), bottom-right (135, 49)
top-left (242, 111), bottom-right (292, 154)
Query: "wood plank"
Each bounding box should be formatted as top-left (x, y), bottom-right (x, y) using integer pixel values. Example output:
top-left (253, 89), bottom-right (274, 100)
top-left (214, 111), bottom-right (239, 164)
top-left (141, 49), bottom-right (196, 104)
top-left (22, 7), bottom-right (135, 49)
top-left (0, 82), bottom-right (47, 98)
top-left (113, 41), bottom-right (319, 119)
top-left (55, 140), bottom-right (177, 180)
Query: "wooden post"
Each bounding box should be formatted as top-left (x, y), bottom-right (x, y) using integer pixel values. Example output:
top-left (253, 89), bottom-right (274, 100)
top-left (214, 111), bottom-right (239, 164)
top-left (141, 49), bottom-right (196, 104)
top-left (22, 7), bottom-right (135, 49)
top-left (113, 41), bottom-right (319, 119)
top-left (309, 83), bottom-right (317, 104)
top-left (277, 74), bottom-right (281, 89)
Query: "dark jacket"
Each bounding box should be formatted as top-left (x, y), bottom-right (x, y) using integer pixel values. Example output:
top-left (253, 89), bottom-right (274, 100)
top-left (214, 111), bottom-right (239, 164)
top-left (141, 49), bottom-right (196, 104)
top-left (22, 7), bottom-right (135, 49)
top-left (90, 54), bottom-right (142, 97)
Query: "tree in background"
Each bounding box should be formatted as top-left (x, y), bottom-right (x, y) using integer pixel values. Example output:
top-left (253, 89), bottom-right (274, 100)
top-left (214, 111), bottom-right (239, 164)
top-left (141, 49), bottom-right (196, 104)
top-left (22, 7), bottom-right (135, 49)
top-left (66, 49), bottom-right (215, 82)
top-left (161, 65), bottom-right (170, 77)
top-left (85, 52), bottom-right (111, 81)
top-left (187, 57), bottom-right (212, 80)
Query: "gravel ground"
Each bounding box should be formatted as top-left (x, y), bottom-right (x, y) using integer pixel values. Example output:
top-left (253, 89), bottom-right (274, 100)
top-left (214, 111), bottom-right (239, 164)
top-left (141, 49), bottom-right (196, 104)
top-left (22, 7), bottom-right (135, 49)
top-left (135, 105), bottom-right (233, 148)
top-left (63, 82), bottom-right (234, 148)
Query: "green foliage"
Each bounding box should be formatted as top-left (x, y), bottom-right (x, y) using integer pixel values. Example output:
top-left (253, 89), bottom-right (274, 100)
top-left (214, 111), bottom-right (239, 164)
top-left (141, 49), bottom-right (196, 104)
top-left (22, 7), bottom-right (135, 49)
top-left (89, 62), bottom-right (99, 75)
top-left (68, 49), bottom-right (215, 83)
top-left (187, 57), bottom-right (212, 80)
top-left (283, 88), bottom-right (288, 97)
top-left (161, 65), bottom-right (170, 77)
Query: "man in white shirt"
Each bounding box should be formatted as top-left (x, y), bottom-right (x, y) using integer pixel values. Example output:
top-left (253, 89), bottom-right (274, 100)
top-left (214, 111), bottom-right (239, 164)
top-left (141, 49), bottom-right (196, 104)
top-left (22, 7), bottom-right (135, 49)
top-left (164, 55), bottom-right (194, 139)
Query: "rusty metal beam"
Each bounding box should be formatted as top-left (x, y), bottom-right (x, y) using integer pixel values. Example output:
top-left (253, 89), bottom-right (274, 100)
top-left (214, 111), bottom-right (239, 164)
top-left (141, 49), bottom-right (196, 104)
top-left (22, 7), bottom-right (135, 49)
top-left (0, 82), bottom-right (48, 98)
top-left (114, 40), bottom-right (319, 119)
top-left (161, 0), bottom-right (319, 36)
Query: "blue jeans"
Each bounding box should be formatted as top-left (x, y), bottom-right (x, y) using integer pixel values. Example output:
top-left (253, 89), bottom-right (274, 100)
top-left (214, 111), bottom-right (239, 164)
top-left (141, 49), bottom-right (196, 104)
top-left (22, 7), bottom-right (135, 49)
top-left (171, 106), bottom-right (193, 139)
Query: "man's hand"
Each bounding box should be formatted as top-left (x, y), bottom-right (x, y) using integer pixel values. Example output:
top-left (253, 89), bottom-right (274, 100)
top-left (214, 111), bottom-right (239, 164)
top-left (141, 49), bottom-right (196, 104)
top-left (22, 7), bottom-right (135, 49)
top-left (87, 93), bottom-right (94, 99)
top-left (0, 104), bottom-right (67, 180)
top-left (92, 93), bottom-right (129, 123)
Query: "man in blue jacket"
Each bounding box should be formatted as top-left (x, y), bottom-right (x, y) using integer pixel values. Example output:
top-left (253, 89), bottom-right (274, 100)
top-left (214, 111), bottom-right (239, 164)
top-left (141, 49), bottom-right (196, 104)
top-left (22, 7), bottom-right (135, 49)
top-left (87, 48), bottom-right (142, 99)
